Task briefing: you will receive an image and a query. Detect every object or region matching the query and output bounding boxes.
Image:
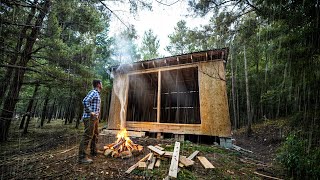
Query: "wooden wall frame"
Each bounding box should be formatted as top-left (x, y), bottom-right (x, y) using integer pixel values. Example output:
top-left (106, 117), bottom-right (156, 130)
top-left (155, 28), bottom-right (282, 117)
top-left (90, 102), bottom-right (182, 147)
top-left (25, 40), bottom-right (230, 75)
top-left (108, 49), bottom-right (231, 137)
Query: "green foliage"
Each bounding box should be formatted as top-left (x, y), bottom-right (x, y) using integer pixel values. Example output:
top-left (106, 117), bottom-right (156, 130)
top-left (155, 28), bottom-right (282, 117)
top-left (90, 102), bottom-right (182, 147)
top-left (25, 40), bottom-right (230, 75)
top-left (277, 133), bottom-right (320, 179)
top-left (140, 29), bottom-right (160, 60)
top-left (178, 169), bottom-right (197, 180)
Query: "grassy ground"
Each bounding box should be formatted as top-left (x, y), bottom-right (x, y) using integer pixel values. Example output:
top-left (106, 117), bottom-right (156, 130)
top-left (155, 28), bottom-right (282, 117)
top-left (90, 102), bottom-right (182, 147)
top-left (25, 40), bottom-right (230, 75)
top-left (0, 118), bottom-right (286, 179)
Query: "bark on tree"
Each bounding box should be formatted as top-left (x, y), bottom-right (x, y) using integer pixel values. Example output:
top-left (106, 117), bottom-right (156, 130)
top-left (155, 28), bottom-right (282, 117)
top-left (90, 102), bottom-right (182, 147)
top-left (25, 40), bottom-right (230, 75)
top-left (230, 54), bottom-right (237, 130)
top-left (0, 2), bottom-right (37, 106)
top-left (19, 83), bottom-right (40, 129)
top-left (244, 46), bottom-right (253, 136)
top-left (40, 87), bottom-right (51, 127)
top-left (0, 0), bottom-right (51, 142)
top-left (47, 98), bottom-right (56, 123)
top-left (23, 99), bottom-right (39, 134)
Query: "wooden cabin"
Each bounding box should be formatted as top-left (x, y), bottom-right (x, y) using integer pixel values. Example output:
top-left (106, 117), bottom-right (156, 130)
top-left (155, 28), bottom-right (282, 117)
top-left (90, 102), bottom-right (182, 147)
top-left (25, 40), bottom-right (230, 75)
top-left (107, 48), bottom-right (231, 141)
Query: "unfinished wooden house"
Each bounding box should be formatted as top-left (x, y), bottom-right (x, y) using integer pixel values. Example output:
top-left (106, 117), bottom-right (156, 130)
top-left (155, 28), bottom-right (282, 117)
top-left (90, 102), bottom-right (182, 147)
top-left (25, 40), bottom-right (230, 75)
top-left (107, 48), bottom-right (231, 143)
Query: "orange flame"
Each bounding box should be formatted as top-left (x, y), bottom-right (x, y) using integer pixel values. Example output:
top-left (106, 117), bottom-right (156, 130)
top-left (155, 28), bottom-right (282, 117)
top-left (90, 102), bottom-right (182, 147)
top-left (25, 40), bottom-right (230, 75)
top-left (117, 128), bottom-right (130, 141)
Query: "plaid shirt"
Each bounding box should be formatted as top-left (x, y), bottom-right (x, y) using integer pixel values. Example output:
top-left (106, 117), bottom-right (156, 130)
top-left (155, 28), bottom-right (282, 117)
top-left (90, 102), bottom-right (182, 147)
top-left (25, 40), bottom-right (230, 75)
top-left (82, 89), bottom-right (101, 119)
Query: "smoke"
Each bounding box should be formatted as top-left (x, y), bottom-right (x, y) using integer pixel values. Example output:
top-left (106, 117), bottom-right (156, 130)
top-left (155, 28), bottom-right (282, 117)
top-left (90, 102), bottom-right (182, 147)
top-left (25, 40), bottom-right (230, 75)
top-left (111, 33), bottom-right (136, 129)
top-left (113, 73), bottom-right (127, 129)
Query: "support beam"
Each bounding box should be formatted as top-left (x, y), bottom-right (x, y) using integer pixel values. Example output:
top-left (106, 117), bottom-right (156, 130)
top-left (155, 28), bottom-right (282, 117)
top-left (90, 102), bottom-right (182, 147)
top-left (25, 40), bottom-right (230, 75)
top-left (157, 71), bottom-right (161, 123)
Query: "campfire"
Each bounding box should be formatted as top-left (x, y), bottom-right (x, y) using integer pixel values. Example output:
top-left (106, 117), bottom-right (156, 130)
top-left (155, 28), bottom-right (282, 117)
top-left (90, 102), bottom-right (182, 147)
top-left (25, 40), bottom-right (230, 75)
top-left (103, 128), bottom-right (143, 158)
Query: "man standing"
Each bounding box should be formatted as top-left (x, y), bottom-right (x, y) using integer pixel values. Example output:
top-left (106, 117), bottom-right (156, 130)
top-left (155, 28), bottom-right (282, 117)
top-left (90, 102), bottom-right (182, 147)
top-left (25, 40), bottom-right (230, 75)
top-left (79, 80), bottom-right (102, 164)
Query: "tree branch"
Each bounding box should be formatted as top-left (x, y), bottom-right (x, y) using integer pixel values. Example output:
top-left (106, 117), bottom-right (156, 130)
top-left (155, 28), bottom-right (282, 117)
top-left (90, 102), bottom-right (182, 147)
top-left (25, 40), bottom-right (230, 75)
top-left (154, 0), bottom-right (181, 6)
top-left (97, 0), bottom-right (130, 29)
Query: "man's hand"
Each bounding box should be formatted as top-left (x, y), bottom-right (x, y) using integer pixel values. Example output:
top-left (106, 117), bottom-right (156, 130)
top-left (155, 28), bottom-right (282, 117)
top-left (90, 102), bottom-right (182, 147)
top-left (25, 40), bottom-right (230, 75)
top-left (90, 112), bottom-right (98, 119)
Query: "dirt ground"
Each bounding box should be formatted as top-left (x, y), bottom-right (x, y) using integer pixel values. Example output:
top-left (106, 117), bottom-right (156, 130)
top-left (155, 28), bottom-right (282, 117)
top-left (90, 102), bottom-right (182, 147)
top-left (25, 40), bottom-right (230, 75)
top-left (0, 119), bottom-right (286, 179)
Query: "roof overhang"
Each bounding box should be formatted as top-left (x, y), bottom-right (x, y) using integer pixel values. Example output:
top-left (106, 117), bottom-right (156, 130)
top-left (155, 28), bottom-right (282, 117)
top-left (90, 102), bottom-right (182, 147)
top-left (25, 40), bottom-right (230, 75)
top-left (111, 48), bottom-right (228, 74)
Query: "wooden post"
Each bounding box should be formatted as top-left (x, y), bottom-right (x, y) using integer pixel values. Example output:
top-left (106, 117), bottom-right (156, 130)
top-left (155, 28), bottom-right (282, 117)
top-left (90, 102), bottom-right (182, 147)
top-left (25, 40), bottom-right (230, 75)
top-left (157, 70), bottom-right (161, 123)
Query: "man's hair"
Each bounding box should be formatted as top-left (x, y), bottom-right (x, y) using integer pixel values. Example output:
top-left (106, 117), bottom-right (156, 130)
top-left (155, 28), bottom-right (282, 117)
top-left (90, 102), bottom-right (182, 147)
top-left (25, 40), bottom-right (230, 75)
top-left (92, 79), bottom-right (101, 88)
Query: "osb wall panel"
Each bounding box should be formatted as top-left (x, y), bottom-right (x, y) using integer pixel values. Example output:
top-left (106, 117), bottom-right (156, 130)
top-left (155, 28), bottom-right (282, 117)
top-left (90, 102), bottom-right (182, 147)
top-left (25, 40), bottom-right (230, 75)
top-left (199, 61), bottom-right (231, 137)
top-left (107, 74), bottom-right (127, 129)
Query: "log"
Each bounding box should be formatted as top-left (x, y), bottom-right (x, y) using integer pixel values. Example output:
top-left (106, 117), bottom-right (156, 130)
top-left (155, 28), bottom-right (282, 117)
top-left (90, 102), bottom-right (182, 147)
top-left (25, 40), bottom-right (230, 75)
top-left (104, 149), bottom-right (113, 157)
top-left (148, 145), bottom-right (165, 155)
top-left (125, 153), bottom-right (152, 174)
top-left (120, 150), bottom-right (132, 159)
top-left (197, 156), bottom-right (215, 169)
top-left (112, 138), bottom-right (125, 150)
top-left (103, 142), bottom-right (115, 149)
top-left (168, 142), bottom-right (180, 178)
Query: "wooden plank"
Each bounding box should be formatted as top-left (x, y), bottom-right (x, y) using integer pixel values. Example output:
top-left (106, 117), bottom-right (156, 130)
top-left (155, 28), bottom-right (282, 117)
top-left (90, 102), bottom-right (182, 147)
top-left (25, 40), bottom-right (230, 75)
top-left (100, 129), bottom-right (145, 137)
top-left (179, 156), bottom-right (194, 167)
top-left (147, 152), bottom-right (154, 162)
top-left (163, 151), bottom-right (173, 157)
top-left (155, 159), bottom-right (161, 167)
top-left (147, 157), bottom-right (157, 170)
top-left (197, 156), bottom-right (215, 169)
top-left (138, 161), bottom-right (147, 168)
top-left (125, 153), bottom-right (151, 174)
top-left (154, 145), bottom-right (164, 151)
top-left (148, 145), bottom-right (165, 155)
top-left (168, 142), bottom-right (180, 178)
top-left (187, 150), bottom-right (199, 160)
top-left (126, 122), bottom-right (201, 135)
top-left (254, 172), bottom-right (283, 180)
top-left (178, 163), bottom-right (184, 168)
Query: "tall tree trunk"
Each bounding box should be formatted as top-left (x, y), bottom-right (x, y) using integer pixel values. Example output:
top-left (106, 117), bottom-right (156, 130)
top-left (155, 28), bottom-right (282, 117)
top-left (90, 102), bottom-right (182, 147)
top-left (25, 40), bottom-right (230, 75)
top-left (19, 83), bottom-right (40, 129)
top-left (0, 2), bottom-right (37, 107)
top-left (68, 98), bottom-right (75, 124)
top-left (230, 53), bottom-right (237, 130)
top-left (244, 46), bottom-right (253, 136)
top-left (40, 87), bottom-right (51, 127)
top-left (0, 0), bottom-right (51, 142)
top-left (23, 99), bottom-right (39, 134)
top-left (47, 98), bottom-right (56, 123)
top-left (75, 99), bottom-right (83, 129)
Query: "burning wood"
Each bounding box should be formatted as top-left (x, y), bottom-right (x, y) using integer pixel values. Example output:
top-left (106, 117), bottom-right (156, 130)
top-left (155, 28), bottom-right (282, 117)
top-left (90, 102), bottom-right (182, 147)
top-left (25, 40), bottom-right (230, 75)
top-left (103, 128), bottom-right (143, 158)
